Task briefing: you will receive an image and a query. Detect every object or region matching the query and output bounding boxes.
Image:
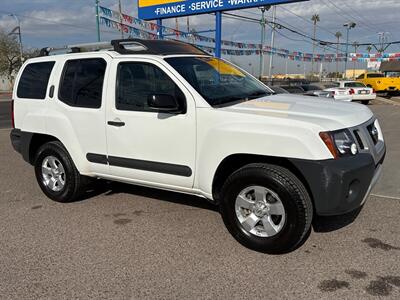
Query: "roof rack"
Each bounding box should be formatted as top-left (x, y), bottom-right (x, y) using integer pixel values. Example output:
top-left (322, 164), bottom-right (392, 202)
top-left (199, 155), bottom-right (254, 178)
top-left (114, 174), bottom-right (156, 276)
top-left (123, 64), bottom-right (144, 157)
top-left (39, 42), bottom-right (113, 56)
top-left (39, 39), bottom-right (209, 57)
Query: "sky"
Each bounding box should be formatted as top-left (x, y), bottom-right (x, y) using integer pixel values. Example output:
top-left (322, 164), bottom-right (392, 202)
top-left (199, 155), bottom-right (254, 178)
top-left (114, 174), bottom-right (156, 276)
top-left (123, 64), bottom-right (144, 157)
top-left (1, 0), bottom-right (400, 75)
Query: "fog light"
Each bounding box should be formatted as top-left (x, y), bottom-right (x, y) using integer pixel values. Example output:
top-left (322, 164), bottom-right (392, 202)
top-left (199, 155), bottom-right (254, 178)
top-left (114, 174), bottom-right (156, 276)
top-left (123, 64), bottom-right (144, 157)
top-left (351, 143), bottom-right (358, 155)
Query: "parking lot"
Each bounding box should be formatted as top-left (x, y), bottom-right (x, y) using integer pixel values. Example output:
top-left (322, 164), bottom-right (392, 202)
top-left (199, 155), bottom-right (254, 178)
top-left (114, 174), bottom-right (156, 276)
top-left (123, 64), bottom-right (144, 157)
top-left (0, 96), bottom-right (399, 299)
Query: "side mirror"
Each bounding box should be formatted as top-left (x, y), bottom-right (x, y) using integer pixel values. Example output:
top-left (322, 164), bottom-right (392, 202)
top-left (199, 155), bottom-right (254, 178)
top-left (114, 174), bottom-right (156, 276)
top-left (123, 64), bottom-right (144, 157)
top-left (147, 94), bottom-right (180, 112)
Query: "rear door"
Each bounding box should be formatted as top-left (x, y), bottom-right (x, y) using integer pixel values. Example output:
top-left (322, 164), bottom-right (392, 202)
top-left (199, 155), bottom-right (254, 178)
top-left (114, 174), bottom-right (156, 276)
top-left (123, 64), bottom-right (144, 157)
top-left (104, 57), bottom-right (196, 188)
top-left (46, 54), bottom-right (111, 175)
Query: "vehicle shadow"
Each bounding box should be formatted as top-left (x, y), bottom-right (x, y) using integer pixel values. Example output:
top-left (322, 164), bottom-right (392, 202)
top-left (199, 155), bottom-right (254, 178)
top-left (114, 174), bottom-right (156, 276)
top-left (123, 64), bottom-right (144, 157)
top-left (80, 180), bottom-right (362, 231)
top-left (79, 179), bottom-right (218, 212)
top-left (312, 207), bottom-right (362, 232)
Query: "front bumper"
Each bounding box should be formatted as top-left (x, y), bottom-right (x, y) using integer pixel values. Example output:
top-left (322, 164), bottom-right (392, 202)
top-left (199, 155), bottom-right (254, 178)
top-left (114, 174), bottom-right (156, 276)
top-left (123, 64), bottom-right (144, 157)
top-left (290, 151), bottom-right (385, 216)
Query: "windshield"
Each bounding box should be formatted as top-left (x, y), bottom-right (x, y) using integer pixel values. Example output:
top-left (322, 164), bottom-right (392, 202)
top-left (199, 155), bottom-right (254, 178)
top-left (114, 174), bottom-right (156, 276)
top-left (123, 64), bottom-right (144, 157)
top-left (367, 73), bottom-right (384, 78)
top-left (165, 56), bottom-right (272, 106)
top-left (344, 82), bottom-right (366, 87)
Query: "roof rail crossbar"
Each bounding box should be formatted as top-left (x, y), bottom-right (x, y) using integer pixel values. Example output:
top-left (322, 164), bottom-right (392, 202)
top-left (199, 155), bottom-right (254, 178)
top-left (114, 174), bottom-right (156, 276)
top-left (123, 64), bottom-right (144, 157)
top-left (39, 42), bottom-right (113, 56)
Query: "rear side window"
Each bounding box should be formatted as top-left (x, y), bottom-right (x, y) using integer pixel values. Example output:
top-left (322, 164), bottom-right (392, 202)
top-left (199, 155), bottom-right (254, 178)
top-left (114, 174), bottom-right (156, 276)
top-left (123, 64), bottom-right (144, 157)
top-left (59, 58), bottom-right (106, 108)
top-left (344, 82), bottom-right (366, 88)
top-left (17, 62), bottom-right (55, 99)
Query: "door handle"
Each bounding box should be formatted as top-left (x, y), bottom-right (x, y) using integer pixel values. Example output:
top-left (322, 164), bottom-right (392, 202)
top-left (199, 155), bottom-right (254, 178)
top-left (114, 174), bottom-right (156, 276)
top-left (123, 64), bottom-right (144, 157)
top-left (107, 121), bottom-right (125, 127)
top-left (49, 85), bottom-right (55, 98)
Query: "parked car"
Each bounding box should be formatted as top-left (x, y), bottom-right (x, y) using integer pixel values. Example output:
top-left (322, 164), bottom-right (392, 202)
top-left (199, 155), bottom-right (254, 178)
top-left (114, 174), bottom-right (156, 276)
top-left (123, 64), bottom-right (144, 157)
top-left (10, 39), bottom-right (385, 254)
top-left (290, 84), bottom-right (351, 102)
top-left (357, 72), bottom-right (400, 96)
top-left (323, 86), bottom-right (357, 103)
top-left (326, 81), bottom-right (376, 105)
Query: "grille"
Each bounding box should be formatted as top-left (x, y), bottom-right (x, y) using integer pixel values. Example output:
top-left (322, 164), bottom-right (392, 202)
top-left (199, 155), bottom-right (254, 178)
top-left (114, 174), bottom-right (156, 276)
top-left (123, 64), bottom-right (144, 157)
top-left (353, 130), bottom-right (365, 149)
top-left (367, 123), bottom-right (379, 145)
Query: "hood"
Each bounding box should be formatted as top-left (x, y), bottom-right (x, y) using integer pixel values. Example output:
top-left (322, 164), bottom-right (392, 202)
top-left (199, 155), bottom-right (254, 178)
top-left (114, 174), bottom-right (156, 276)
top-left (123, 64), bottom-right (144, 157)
top-left (219, 94), bottom-right (373, 130)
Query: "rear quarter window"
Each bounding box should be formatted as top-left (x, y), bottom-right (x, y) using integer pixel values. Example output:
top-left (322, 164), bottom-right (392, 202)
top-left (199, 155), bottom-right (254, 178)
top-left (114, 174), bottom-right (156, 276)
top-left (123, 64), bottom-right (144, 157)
top-left (59, 58), bottom-right (106, 109)
top-left (17, 61), bottom-right (55, 99)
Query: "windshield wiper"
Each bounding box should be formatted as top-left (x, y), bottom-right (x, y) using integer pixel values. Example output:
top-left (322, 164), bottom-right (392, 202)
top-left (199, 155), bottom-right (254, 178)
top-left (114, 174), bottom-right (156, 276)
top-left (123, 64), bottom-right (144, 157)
top-left (213, 96), bottom-right (244, 105)
top-left (247, 91), bottom-right (272, 99)
top-left (212, 91), bottom-right (272, 107)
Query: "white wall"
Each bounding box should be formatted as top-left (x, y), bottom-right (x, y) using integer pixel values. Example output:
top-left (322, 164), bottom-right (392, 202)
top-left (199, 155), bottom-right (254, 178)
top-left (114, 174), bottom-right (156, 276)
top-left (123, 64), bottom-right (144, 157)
top-left (0, 76), bottom-right (12, 91)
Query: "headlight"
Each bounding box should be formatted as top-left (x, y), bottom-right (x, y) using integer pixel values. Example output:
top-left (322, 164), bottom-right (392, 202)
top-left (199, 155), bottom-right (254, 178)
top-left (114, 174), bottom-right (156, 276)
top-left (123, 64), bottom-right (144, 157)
top-left (319, 129), bottom-right (358, 159)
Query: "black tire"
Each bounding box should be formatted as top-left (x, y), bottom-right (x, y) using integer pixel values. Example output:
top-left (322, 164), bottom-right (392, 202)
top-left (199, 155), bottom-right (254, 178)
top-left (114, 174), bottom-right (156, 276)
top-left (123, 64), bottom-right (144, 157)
top-left (219, 163), bottom-right (313, 254)
top-left (361, 100), bottom-right (369, 105)
top-left (34, 141), bottom-right (87, 203)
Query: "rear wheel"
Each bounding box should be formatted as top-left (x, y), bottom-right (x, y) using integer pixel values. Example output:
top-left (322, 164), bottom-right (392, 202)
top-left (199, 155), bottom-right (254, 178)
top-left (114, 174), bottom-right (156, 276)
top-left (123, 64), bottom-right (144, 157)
top-left (219, 163), bottom-right (313, 254)
top-left (34, 141), bottom-right (87, 202)
top-left (361, 100), bottom-right (369, 105)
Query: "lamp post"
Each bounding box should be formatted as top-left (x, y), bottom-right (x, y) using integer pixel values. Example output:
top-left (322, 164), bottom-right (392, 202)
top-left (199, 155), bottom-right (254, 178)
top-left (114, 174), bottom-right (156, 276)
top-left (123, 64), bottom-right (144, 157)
top-left (8, 14), bottom-right (23, 63)
top-left (343, 22), bottom-right (356, 79)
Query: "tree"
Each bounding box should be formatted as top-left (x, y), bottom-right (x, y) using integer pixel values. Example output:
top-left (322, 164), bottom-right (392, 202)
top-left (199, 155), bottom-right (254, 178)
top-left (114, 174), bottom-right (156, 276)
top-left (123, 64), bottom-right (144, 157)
top-left (335, 31), bottom-right (342, 76)
top-left (366, 45), bottom-right (372, 54)
top-left (311, 14), bottom-right (320, 74)
top-left (0, 30), bottom-right (21, 82)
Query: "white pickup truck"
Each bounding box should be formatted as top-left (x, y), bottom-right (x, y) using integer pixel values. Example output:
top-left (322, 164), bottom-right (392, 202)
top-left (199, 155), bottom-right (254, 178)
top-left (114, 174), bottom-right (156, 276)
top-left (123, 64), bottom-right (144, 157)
top-left (10, 39), bottom-right (385, 253)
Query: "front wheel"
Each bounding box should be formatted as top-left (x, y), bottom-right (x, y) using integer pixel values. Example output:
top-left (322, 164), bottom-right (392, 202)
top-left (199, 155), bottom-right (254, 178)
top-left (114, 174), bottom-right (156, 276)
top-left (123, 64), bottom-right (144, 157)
top-left (219, 163), bottom-right (313, 254)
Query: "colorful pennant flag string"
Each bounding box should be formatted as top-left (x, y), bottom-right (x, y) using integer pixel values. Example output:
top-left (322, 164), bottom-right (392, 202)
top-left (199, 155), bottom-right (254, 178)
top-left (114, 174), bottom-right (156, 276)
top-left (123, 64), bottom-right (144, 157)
top-left (99, 6), bottom-right (400, 62)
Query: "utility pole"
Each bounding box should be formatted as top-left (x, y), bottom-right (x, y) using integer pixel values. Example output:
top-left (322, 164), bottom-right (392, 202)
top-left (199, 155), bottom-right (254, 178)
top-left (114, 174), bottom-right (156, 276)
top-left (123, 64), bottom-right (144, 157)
top-left (8, 14), bottom-right (23, 63)
top-left (268, 6), bottom-right (276, 79)
top-left (259, 6), bottom-right (269, 79)
top-left (335, 31), bottom-right (342, 77)
top-left (175, 17), bottom-right (179, 38)
top-left (186, 16), bottom-right (193, 44)
top-left (95, 0), bottom-right (101, 42)
top-left (118, 0), bottom-right (124, 39)
top-left (344, 22), bottom-right (356, 79)
top-left (319, 44), bottom-right (326, 79)
top-left (352, 41), bottom-right (359, 79)
top-left (285, 59), bottom-right (288, 77)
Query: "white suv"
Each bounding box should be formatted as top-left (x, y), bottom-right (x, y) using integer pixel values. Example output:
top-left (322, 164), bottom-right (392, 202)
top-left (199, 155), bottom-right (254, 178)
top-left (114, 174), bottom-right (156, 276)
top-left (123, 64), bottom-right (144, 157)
top-left (10, 39), bottom-right (386, 253)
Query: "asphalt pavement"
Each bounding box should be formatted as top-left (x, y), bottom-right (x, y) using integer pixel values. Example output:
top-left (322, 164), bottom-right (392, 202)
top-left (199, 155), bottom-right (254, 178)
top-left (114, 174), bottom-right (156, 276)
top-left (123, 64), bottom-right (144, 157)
top-left (0, 99), bottom-right (399, 299)
top-left (0, 101), bottom-right (12, 129)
